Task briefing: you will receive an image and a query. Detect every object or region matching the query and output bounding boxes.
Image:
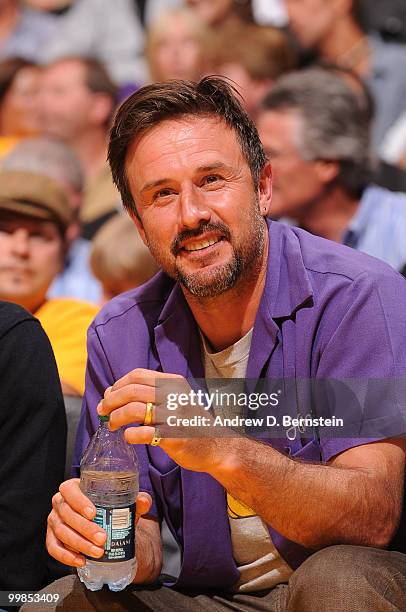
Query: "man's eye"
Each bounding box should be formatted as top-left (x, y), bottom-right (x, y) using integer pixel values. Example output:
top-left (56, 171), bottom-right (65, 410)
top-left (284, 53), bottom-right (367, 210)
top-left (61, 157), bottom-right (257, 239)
top-left (203, 175), bottom-right (221, 185)
top-left (31, 231), bottom-right (54, 242)
top-left (154, 188), bottom-right (173, 199)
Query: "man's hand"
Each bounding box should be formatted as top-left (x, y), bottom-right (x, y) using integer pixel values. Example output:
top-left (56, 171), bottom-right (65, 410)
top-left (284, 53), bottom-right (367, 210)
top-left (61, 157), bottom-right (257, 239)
top-left (97, 368), bottom-right (406, 550)
top-left (46, 478), bottom-right (153, 568)
top-left (98, 368), bottom-right (228, 473)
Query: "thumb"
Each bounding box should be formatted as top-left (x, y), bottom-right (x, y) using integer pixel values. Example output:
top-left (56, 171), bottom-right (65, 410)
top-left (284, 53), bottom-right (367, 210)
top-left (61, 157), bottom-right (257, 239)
top-left (135, 492), bottom-right (152, 523)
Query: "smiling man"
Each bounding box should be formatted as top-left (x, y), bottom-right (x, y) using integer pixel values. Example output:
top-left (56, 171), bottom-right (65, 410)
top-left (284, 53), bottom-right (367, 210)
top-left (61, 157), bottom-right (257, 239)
top-left (44, 78), bottom-right (406, 611)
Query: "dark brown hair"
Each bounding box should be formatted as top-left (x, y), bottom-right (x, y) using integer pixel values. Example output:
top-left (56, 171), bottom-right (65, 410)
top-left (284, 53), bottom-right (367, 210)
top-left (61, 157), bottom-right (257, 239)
top-left (108, 76), bottom-right (267, 216)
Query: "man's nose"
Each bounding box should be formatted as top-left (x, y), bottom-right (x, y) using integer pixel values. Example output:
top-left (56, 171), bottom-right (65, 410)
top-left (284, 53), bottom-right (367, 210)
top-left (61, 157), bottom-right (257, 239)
top-left (179, 183), bottom-right (211, 228)
top-left (10, 229), bottom-right (30, 256)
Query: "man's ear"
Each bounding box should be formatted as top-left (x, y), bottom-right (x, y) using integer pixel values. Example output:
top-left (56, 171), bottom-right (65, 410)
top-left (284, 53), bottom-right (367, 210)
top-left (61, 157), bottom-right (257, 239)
top-left (258, 162), bottom-right (273, 217)
top-left (127, 209), bottom-right (148, 246)
top-left (314, 160), bottom-right (340, 184)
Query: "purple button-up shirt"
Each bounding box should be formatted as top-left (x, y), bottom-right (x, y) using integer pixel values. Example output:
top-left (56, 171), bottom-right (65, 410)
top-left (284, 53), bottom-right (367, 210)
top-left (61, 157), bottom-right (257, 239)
top-left (73, 220), bottom-right (406, 590)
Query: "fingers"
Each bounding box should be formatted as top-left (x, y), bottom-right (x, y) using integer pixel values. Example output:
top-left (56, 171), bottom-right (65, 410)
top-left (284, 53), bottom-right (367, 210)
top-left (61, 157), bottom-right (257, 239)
top-left (46, 523), bottom-right (86, 568)
top-left (135, 492), bottom-right (152, 522)
top-left (98, 385), bottom-right (155, 417)
top-left (98, 370), bottom-right (189, 426)
top-left (106, 401), bottom-right (149, 430)
top-left (48, 507), bottom-right (105, 560)
top-left (109, 369), bottom-right (184, 392)
top-left (54, 492), bottom-right (106, 546)
top-left (46, 479), bottom-right (108, 567)
top-left (124, 425), bottom-right (156, 445)
top-left (47, 490), bottom-right (154, 566)
top-left (107, 402), bottom-right (170, 431)
top-left (59, 478), bottom-right (96, 519)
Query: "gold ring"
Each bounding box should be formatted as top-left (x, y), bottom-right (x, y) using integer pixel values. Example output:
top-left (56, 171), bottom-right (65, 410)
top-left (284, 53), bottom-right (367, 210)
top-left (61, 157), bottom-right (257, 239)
top-left (144, 402), bottom-right (154, 426)
top-left (150, 427), bottom-right (162, 446)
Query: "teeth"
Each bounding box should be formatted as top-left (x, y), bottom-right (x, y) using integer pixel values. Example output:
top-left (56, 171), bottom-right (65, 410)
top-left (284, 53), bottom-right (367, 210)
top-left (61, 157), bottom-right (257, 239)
top-left (183, 237), bottom-right (220, 252)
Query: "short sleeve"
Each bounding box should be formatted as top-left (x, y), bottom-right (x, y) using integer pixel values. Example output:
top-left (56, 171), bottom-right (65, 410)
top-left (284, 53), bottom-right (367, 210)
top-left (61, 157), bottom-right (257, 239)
top-left (314, 270), bottom-right (406, 461)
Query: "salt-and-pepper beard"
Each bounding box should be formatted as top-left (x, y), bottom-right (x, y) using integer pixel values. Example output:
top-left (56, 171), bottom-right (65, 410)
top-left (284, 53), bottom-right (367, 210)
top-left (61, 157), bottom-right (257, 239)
top-left (145, 196), bottom-right (267, 299)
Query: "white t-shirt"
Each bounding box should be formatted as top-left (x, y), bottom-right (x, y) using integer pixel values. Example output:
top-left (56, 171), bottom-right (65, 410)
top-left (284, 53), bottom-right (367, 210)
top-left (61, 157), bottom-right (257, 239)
top-left (201, 330), bottom-right (293, 592)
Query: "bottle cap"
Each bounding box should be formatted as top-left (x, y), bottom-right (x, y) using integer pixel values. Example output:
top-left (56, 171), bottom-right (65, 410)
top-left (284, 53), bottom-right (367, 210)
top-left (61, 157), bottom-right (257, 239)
top-left (99, 415), bottom-right (109, 422)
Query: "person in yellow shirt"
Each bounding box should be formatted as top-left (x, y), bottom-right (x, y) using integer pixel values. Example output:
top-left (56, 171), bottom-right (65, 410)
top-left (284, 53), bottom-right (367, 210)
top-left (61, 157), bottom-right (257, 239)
top-left (0, 170), bottom-right (98, 395)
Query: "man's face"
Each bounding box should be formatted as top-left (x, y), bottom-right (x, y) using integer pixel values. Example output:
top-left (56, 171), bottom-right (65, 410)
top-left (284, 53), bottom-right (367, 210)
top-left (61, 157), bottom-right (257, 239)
top-left (38, 60), bottom-right (96, 142)
top-left (125, 116), bottom-right (270, 299)
top-left (257, 109), bottom-right (325, 219)
top-left (1, 66), bottom-right (42, 136)
top-left (285, 0), bottom-right (337, 49)
top-left (0, 212), bottom-right (64, 312)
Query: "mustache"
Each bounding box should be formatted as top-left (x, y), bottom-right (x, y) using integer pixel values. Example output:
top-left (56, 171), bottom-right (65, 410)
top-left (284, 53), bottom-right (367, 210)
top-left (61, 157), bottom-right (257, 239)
top-left (171, 221), bottom-right (231, 255)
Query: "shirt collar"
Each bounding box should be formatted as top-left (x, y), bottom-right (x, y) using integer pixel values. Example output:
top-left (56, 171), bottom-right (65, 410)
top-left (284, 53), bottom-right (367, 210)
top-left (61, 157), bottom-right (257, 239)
top-left (341, 186), bottom-right (376, 247)
top-left (264, 219), bottom-right (313, 319)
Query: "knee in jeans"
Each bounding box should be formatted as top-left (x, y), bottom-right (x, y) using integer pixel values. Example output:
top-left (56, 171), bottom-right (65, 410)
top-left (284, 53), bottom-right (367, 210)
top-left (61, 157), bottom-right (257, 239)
top-left (291, 545), bottom-right (397, 596)
top-left (288, 545), bottom-right (406, 611)
top-left (292, 546), bottom-right (359, 591)
top-left (289, 545), bottom-right (389, 600)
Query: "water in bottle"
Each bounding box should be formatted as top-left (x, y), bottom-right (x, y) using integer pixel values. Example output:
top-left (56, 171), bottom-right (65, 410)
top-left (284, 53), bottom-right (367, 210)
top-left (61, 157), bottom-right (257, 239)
top-left (78, 415), bottom-right (139, 591)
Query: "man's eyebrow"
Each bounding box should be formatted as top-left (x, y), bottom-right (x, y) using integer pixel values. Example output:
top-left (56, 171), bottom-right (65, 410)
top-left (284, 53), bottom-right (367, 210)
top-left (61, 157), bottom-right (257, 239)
top-left (140, 163), bottom-right (231, 194)
top-left (196, 163), bottom-right (230, 173)
top-left (140, 178), bottom-right (171, 194)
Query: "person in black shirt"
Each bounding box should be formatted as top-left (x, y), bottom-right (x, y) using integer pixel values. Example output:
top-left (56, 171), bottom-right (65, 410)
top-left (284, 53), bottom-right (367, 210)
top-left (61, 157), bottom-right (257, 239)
top-left (0, 301), bottom-right (66, 591)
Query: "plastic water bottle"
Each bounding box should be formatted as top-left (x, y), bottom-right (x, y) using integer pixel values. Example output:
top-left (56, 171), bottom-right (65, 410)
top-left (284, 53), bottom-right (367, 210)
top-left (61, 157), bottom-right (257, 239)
top-left (78, 415), bottom-right (139, 591)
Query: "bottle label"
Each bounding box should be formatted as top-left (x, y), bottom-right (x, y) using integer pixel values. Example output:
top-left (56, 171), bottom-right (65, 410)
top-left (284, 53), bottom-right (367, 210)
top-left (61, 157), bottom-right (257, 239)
top-left (89, 503), bottom-right (135, 563)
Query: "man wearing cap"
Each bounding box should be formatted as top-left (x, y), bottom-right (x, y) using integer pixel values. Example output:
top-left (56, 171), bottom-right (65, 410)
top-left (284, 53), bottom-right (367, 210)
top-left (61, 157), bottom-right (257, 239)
top-left (0, 170), bottom-right (98, 396)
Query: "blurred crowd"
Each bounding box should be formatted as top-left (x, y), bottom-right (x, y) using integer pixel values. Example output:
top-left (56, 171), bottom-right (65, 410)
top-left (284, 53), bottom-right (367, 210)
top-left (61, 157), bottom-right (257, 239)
top-left (1, 0), bottom-right (406, 594)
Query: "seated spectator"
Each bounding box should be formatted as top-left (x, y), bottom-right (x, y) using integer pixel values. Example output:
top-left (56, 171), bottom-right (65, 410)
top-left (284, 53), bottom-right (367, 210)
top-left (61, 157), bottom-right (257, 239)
top-left (90, 214), bottom-right (160, 304)
top-left (43, 0), bottom-right (147, 87)
top-left (0, 0), bottom-right (57, 63)
top-left (211, 23), bottom-right (295, 118)
top-left (38, 57), bottom-right (120, 238)
top-left (0, 301), bottom-right (66, 591)
top-left (40, 76), bottom-right (406, 611)
top-left (284, 0), bottom-right (406, 148)
top-left (0, 58), bottom-right (41, 158)
top-left (257, 68), bottom-right (406, 271)
top-left (2, 136), bottom-right (102, 303)
top-left (146, 7), bottom-right (211, 83)
top-left (0, 170), bottom-right (98, 395)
